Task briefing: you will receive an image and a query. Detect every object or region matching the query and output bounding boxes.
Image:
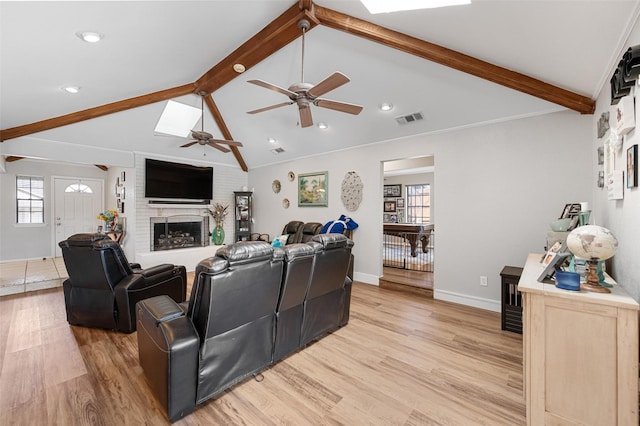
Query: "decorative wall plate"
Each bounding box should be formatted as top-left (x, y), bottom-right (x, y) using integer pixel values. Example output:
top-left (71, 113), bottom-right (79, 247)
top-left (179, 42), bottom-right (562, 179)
top-left (272, 179), bottom-right (281, 193)
top-left (341, 171), bottom-right (363, 212)
top-left (287, 171), bottom-right (295, 182)
top-left (282, 198), bottom-right (290, 209)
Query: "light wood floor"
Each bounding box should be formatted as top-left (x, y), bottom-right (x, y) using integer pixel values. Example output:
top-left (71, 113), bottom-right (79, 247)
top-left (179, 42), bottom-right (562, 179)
top-left (0, 279), bottom-right (525, 425)
top-left (380, 267), bottom-right (434, 298)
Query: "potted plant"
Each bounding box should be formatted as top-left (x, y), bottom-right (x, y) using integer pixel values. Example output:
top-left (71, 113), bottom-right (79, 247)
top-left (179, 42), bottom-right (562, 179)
top-left (207, 203), bottom-right (229, 244)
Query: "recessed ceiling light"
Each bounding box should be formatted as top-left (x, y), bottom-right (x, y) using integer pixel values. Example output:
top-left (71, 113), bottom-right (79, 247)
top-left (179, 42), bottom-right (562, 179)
top-left (267, 137), bottom-right (277, 144)
top-left (63, 86), bottom-right (81, 94)
top-left (76, 31), bottom-right (103, 43)
top-left (233, 63), bottom-right (246, 73)
top-left (317, 122), bottom-right (328, 129)
top-left (379, 102), bottom-right (393, 111)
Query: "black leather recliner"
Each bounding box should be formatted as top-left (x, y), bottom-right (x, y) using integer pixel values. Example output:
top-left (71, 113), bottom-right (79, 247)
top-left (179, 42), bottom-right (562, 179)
top-left (302, 234), bottom-right (354, 345)
top-left (136, 241), bottom-right (285, 421)
top-left (136, 236), bottom-right (354, 422)
top-left (273, 243), bottom-right (316, 362)
top-left (58, 233), bottom-right (187, 333)
top-left (281, 220), bottom-right (304, 244)
top-left (299, 222), bottom-right (323, 243)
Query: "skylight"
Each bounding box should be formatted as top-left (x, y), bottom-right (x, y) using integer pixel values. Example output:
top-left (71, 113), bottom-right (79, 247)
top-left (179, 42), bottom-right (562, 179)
top-left (154, 100), bottom-right (202, 138)
top-left (360, 0), bottom-right (470, 14)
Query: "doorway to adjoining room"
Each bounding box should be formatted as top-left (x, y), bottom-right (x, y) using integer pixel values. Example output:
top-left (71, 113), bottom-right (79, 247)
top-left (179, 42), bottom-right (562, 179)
top-left (380, 156), bottom-right (435, 297)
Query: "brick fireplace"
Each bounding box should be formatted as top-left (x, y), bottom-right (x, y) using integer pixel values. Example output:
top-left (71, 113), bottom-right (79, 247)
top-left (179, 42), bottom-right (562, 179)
top-left (150, 215), bottom-right (209, 251)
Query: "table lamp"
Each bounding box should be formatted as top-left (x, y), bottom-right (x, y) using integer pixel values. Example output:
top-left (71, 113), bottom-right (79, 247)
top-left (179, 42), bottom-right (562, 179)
top-left (566, 225), bottom-right (618, 293)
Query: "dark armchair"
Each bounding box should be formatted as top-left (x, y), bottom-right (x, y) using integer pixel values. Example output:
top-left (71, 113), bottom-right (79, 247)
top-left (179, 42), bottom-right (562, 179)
top-left (299, 222), bottom-right (323, 243)
top-left (281, 220), bottom-right (304, 244)
top-left (58, 233), bottom-right (187, 333)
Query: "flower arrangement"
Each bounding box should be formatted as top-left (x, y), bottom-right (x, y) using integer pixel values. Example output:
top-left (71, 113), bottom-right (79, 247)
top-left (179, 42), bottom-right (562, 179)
top-left (97, 209), bottom-right (118, 223)
top-left (207, 203), bottom-right (229, 225)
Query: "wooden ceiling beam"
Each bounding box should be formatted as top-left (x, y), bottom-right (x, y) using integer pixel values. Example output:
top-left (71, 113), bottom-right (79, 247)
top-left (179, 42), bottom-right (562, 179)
top-left (204, 95), bottom-right (248, 172)
top-left (0, 83), bottom-right (196, 142)
top-left (194, 3), bottom-right (318, 94)
top-left (314, 5), bottom-right (595, 115)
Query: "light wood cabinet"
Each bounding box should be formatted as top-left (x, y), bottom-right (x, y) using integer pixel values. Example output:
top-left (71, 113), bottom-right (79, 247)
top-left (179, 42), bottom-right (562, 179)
top-left (519, 253), bottom-right (638, 425)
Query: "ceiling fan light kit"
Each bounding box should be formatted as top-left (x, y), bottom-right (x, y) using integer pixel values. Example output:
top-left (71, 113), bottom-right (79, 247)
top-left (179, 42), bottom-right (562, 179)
top-left (246, 18), bottom-right (363, 128)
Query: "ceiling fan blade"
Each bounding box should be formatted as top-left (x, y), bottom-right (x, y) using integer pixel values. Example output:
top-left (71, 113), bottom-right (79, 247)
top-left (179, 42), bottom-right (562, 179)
top-left (307, 72), bottom-right (351, 98)
top-left (247, 101), bottom-right (294, 115)
top-left (180, 141), bottom-right (199, 148)
top-left (208, 139), bottom-right (243, 147)
top-left (207, 141), bottom-right (231, 153)
top-left (299, 105), bottom-right (313, 128)
top-left (247, 79), bottom-right (297, 98)
top-left (314, 98), bottom-right (363, 115)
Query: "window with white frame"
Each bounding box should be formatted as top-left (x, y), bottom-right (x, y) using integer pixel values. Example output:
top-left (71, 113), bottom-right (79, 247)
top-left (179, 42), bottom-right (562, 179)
top-left (16, 175), bottom-right (44, 224)
top-left (406, 184), bottom-right (430, 224)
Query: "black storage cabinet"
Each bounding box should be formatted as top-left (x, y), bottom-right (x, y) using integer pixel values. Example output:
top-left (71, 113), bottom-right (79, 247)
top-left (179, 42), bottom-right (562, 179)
top-left (500, 266), bottom-right (523, 334)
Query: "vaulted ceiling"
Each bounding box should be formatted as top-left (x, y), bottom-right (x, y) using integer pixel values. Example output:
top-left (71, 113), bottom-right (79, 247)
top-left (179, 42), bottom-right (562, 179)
top-left (2, 1), bottom-right (639, 171)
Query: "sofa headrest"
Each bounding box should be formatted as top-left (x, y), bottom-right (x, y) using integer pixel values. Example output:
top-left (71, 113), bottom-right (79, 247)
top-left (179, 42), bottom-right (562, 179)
top-left (216, 241), bottom-right (281, 265)
top-left (302, 222), bottom-right (322, 234)
top-left (59, 232), bottom-right (109, 248)
top-left (310, 233), bottom-right (352, 250)
top-left (282, 243), bottom-right (315, 261)
top-left (282, 221), bottom-right (303, 234)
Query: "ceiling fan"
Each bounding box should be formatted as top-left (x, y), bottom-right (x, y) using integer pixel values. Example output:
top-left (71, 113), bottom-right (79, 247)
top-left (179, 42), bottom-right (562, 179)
top-left (181, 92), bottom-right (243, 153)
top-left (246, 19), bottom-right (363, 128)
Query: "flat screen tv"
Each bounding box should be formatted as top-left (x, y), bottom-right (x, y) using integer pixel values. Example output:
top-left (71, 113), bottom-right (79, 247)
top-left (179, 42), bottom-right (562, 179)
top-left (145, 158), bottom-right (213, 201)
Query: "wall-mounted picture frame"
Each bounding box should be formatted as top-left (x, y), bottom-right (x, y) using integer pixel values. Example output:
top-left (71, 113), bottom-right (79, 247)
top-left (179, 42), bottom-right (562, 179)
top-left (384, 201), bottom-right (396, 212)
top-left (627, 144), bottom-right (637, 188)
top-left (298, 171), bottom-right (328, 207)
top-left (383, 184), bottom-right (402, 197)
top-left (396, 198), bottom-right (405, 208)
top-left (120, 171), bottom-right (126, 183)
top-left (120, 187), bottom-right (126, 200)
top-left (598, 170), bottom-right (605, 188)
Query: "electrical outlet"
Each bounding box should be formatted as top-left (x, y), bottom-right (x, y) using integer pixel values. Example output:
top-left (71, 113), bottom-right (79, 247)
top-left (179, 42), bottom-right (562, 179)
top-left (480, 276), bottom-right (488, 287)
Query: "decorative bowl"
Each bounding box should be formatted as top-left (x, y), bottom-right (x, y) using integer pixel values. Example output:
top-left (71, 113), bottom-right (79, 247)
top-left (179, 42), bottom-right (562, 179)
top-left (555, 270), bottom-right (580, 291)
top-left (550, 218), bottom-right (572, 232)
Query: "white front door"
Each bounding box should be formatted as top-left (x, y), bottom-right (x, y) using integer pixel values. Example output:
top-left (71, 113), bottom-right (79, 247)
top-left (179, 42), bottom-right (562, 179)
top-left (53, 177), bottom-right (103, 257)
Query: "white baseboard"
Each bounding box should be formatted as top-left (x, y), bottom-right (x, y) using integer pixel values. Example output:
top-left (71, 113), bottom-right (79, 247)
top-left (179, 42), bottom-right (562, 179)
top-left (353, 272), bottom-right (379, 286)
top-left (434, 289), bottom-right (500, 313)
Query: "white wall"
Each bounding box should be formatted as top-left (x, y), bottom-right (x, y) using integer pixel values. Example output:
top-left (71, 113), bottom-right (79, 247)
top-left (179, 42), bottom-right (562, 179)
top-left (0, 159), bottom-right (106, 261)
top-left (592, 21), bottom-right (640, 302)
top-left (249, 111), bottom-right (592, 311)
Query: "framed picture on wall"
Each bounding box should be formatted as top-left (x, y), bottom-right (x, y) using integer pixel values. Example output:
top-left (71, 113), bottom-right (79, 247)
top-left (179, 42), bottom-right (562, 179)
top-left (384, 201), bottom-right (396, 212)
top-left (396, 198), bottom-right (405, 208)
top-left (627, 144), bottom-right (637, 188)
top-left (383, 184), bottom-right (402, 197)
top-left (298, 171), bottom-right (328, 207)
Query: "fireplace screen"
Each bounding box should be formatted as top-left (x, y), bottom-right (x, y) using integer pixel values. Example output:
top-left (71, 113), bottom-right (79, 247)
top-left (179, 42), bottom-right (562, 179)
top-left (150, 215), bottom-right (209, 251)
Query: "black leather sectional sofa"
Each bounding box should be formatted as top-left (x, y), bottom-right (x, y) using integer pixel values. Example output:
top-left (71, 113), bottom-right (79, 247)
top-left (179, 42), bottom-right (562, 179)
top-left (136, 233), bottom-right (354, 422)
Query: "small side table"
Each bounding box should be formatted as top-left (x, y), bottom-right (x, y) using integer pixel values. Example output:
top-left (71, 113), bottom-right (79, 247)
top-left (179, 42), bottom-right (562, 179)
top-left (500, 265), bottom-right (523, 333)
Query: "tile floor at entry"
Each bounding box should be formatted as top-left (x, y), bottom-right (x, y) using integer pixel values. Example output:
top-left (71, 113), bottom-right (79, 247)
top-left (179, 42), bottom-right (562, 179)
top-left (0, 257), bottom-right (68, 297)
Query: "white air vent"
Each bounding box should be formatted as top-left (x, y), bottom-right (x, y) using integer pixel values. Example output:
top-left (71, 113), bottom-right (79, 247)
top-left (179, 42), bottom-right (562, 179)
top-left (395, 111), bottom-right (424, 125)
top-left (271, 147), bottom-right (285, 155)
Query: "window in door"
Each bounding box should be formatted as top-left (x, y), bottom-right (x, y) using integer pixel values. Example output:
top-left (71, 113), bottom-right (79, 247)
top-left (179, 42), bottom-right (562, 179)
top-left (406, 184), bottom-right (430, 224)
top-left (16, 175), bottom-right (44, 224)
